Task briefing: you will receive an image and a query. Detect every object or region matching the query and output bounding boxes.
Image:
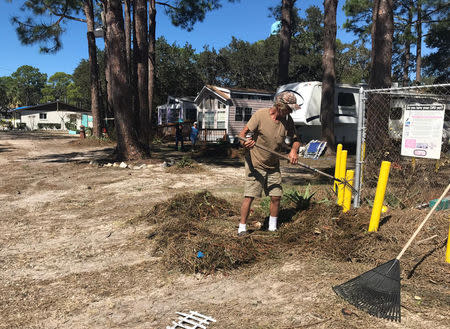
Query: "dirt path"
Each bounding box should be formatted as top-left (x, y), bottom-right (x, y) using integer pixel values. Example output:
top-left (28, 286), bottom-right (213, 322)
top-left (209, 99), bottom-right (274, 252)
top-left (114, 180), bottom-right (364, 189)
top-left (0, 131), bottom-right (448, 329)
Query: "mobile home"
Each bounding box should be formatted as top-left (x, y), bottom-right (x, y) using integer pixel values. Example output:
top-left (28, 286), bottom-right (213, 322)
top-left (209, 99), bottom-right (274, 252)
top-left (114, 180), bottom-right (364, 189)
top-left (194, 85), bottom-right (274, 143)
top-left (157, 96), bottom-right (197, 125)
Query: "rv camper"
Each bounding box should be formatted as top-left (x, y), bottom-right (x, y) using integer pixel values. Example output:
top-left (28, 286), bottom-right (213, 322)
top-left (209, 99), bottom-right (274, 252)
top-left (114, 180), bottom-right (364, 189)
top-left (157, 96), bottom-right (197, 125)
top-left (276, 81), bottom-right (362, 144)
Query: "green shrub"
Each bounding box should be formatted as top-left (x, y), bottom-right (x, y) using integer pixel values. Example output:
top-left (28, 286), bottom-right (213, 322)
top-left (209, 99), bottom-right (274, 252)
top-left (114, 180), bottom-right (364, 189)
top-left (38, 123), bottom-right (61, 129)
top-left (65, 121), bottom-right (77, 131)
top-left (176, 156), bottom-right (194, 168)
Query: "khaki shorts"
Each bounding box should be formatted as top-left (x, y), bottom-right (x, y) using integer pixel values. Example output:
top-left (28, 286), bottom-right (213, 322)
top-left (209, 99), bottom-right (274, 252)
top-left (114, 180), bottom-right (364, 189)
top-left (244, 161), bottom-right (282, 198)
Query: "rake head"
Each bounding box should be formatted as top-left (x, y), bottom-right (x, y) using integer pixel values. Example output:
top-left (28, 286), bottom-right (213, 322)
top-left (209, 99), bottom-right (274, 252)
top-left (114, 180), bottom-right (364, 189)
top-left (333, 259), bottom-right (401, 322)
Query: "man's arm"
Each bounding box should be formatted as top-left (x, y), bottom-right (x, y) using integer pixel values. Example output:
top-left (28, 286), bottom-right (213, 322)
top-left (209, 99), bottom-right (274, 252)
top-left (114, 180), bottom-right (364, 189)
top-left (288, 141), bottom-right (300, 164)
top-left (239, 125), bottom-right (255, 148)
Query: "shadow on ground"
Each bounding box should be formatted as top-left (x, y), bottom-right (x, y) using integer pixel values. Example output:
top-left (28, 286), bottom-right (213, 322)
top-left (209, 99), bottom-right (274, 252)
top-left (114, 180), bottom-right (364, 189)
top-left (24, 148), bottom-right (115, 163)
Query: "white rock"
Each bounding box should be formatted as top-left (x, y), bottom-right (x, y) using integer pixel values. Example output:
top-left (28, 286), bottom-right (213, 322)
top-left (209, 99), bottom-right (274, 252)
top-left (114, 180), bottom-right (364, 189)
top-left (104, 163), bottom-right (113, 167)
top-left (113, 162), bottom-right (119, 167)
top-left (119, 162), bottom-right (128, 168)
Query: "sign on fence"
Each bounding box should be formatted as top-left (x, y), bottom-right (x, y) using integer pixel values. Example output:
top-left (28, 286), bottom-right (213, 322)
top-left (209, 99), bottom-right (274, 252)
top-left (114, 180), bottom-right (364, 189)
top-left (401, 103), bottom-right (445, 159)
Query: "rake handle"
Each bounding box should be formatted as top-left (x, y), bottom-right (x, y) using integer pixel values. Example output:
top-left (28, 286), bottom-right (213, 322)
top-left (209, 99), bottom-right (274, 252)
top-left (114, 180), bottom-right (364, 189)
top-left (396, 183), bottom-right (450, 261)
top-left (238, 136), bottom-right (355, 192)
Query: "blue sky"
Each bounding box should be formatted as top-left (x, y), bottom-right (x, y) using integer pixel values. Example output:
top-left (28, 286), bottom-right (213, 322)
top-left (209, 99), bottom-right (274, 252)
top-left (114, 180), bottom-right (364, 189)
top-left (0, 1), bottom-right (359, 78)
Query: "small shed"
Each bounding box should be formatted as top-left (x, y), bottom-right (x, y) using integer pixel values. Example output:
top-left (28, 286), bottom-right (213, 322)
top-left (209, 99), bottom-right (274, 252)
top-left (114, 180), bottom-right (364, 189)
top-left (194, 85), bottom-right (274, 143)
top-left (10, 101), bottom-right (92, 130)
top-left (157, 96), bottom-right (197, 125)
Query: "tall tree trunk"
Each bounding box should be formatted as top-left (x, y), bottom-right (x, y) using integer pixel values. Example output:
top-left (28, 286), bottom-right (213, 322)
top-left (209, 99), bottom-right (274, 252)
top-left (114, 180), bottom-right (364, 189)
top-left (135, 0), bottom-right (149, 145)
top-left (105, 0), bottom-right (148, 160)
top-left (277, 0), bottom-right (295, 86)
top-left (415, 0), bottom-right (422, 83)
top-left (367, 0), bottom-right (394, 153)
top-left (83, 0), bottom-right (103, 138)
top-left (124, 0), bottom-right (132, 82)
top-left (369, 0), bottom-right (393, 89)
top-left (148, 0), bottom-right (156, 137)
top-left (321, 0), bottom-right (338, 152)
top-left (101, 3), bottom-right (113, 131)
top-left (402, 3), bottom-right (413, 86)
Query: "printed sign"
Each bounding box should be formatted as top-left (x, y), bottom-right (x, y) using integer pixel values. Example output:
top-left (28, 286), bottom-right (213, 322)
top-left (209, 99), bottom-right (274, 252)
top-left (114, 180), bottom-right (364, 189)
top-left (401, 103), bottom-right (445, 159)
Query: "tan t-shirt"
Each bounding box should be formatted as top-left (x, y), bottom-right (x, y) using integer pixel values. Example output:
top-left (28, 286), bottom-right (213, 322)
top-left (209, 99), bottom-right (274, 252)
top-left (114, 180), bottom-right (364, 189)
top-left (246, 108), bottom-right (297, 170)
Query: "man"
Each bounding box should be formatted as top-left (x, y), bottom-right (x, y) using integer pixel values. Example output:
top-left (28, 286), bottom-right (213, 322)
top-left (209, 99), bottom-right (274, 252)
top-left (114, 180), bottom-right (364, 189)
top-left (175, 119), bottom-right (184, 151)
top-left (238, 91), bottom-right (301, 236)
top-left (190, 121), bottom-right (199, 151)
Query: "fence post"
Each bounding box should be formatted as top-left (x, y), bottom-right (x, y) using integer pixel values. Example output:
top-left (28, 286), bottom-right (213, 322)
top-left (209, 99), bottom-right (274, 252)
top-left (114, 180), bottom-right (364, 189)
top-left (353, 87), bottom-right (366, 208)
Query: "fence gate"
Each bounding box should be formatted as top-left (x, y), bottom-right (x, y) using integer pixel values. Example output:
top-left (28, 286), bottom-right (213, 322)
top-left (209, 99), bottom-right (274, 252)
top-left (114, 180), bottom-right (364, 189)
top-left (354, 84), bottom-right (450, 209)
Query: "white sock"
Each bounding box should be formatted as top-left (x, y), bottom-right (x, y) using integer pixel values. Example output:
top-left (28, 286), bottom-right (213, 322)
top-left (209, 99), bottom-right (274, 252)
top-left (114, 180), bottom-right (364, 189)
top-left (238, 223), bottom-right (247, 233)
top-left (268, 216), bottom-right (277, 231)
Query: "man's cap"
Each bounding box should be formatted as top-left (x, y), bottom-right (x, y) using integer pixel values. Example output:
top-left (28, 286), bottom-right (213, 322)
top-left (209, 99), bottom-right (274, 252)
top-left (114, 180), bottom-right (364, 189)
top-left (275, 91), bottom-right (301, 111)
top-left (194, 121), bottom-right (198, 125)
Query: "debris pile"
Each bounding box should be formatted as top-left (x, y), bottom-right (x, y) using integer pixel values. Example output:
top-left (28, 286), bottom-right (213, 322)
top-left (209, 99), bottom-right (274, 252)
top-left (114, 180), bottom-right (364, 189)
top-left (138, 191), bottom-right (449, 285)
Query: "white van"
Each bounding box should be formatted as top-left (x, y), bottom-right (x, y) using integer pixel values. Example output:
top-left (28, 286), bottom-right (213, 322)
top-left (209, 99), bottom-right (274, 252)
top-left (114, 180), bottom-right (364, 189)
top-left (276, 81), bottom-right (362, 144)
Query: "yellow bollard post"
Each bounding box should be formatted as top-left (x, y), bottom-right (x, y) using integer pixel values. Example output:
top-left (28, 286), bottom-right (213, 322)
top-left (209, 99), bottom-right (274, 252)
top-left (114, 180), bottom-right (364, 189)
top-left (334, 144), bottom-right (343, 193)
top-left (446, 221), bottom-right (450, 263)
top-left (368, 161), bottom-right (391, 232)
top-left (337, 150), bottom-right (348, 206)
top-left (342, 170), bottom-right (354, 212)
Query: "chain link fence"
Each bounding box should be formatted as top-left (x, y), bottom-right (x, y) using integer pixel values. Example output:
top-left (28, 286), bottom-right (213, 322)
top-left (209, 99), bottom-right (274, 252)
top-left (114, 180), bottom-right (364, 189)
top-left (354, 84), bottom-right (450, 209)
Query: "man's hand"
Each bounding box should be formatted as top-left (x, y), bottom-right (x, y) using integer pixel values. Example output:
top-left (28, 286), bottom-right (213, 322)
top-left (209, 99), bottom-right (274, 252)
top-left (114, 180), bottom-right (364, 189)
top-left (243, 138), bottom-right (255, 149)
top-left (288, 148), bottom-right (299, 164)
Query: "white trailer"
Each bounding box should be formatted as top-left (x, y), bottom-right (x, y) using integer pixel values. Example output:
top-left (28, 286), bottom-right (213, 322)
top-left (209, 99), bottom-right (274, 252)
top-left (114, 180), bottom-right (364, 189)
top-left (276, 81), bottom-right (363, 144)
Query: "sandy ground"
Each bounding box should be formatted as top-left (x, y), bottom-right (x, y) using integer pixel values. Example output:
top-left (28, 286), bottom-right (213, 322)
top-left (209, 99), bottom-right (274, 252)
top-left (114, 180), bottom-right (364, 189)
top-left (0, 131), bottom-right (448, 329)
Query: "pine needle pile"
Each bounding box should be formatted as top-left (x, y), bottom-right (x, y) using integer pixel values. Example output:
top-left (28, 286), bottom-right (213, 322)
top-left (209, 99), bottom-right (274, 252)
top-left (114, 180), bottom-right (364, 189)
top-left (143, 191), bottom-right (273, 274)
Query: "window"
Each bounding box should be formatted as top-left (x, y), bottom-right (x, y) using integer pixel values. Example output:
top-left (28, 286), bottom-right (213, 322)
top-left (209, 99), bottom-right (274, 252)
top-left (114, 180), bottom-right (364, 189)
top-left (39, 113), bottom-right (47, 120)
top-left (217, 111), bottom-right (226, 129)
top-left (261, 95), bottom-right (272, 101)
top-left (235, 107), bottom-right (243, 121)
top-left (235, 107), bottom-right (252, 121)
top-left (205, 112), bottom-right (215, 128)
top-left (337, 93), bottom-right (356, 107)
top-left (244, 108), bottom-right (252, 121)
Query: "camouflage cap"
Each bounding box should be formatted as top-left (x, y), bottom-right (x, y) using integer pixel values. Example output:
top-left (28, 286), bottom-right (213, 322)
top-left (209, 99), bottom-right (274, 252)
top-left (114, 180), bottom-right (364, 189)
top-left (275, 91), bottom-right (301, 111)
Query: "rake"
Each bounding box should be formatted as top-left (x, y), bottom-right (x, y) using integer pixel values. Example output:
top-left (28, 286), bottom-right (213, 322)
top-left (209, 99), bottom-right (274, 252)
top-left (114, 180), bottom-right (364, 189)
top-left (238, 136), bottom-right (357, 193)
top-left (333, 183), bottom-right (450, 322)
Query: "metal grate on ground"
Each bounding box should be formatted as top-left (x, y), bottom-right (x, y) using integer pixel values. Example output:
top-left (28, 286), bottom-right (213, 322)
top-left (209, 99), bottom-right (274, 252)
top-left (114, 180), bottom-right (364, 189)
top-left (166, 311), bottom-right (216, 329)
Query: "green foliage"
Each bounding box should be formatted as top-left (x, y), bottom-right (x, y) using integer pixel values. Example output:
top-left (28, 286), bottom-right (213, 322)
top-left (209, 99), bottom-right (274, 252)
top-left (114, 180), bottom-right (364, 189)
top-left (283, 184), bottom-right (316, 211)
top-left (176, 155), bottom-right (194, 168)
top-left (72, 50), bottom-right (107, 111)
top-left (65, 114), bottom-right (78, 131)
top-left (166, 0), bottom-right (237, 31)
top-left (0, 119), bottom-right (13, 130)
top-left (154, 37), bottom-right (204, 108)
top-left (10, 65), bottom-right (47, 106)
top-left (65, 122), bottom-right (77, 131)
top-left (336, 40), bottom-right (370, 84)
top-left (289, 6), bottom-right (324, 82)
top-left (38, 123), bottom-right (61, 129)
top-left (342, 0), bottom-right (373, 43)
top-left (41, 72), bottom-right (74, 103)
top-left (11, 0), bottom-right (85, 53)
top-left (0, 76), bottom-right (14, 111)
top-left (423, 11), bottom-right (449, 83)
